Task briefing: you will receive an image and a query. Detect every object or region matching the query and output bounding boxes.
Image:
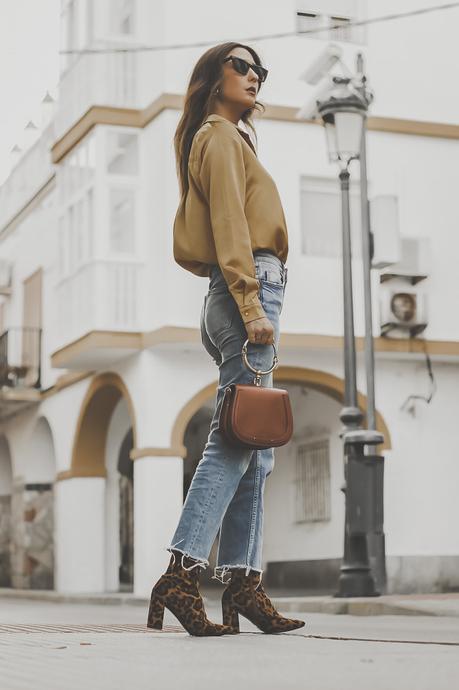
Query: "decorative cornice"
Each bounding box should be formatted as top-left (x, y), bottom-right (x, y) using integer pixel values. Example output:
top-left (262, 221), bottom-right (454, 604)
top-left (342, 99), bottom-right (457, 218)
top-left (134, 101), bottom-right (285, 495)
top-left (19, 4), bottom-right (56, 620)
top-left (56, 468), bottom-right (107, 482)
top-left (5, 94), bottom-right (459, 241)
top-left (51, 92), bottom-right (459, 165)
top-left (48, 327), bottom-right (459, 372)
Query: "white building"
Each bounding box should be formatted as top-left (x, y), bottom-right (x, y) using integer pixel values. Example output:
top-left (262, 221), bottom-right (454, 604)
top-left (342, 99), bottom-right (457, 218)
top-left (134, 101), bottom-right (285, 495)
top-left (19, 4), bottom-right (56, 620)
top-left (0, 0), bottom-right (458, 596)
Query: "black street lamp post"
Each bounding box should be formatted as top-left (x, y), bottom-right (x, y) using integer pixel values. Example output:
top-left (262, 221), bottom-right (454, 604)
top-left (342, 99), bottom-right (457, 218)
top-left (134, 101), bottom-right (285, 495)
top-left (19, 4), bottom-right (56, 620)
top-left (355, 53), bottom-right (387, 594)
top-left (317, 77), bottom-right (384, 597)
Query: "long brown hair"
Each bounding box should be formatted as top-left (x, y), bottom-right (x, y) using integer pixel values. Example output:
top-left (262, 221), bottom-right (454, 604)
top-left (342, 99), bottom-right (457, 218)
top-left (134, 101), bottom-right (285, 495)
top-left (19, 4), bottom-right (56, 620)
top-left (173, 42), bottom-right (266, 197)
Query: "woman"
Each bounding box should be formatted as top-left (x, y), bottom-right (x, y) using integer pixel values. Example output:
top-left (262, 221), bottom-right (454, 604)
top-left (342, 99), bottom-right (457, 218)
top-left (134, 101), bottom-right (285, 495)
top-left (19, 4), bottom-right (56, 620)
top-left (147, 42), bottom-right (305, 637)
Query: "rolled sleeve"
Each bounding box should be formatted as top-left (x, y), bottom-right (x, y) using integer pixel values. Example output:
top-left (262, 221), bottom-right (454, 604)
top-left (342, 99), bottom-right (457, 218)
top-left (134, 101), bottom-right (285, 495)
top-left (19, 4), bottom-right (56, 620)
top-left (197, 129), bottom-right (266, 325)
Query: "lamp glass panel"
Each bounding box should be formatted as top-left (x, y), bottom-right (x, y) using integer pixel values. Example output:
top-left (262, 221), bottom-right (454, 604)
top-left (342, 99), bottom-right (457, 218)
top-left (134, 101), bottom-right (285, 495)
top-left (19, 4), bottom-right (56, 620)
top-left (324, 121), bottom-right (339, 161)
top-left (334, 111), bottom-right (363, 158)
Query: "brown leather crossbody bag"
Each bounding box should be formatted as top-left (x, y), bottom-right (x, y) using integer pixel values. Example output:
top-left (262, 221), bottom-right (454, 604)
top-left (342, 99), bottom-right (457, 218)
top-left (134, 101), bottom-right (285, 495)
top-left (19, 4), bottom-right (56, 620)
top-left (218, 339), bottom-right (293, 450)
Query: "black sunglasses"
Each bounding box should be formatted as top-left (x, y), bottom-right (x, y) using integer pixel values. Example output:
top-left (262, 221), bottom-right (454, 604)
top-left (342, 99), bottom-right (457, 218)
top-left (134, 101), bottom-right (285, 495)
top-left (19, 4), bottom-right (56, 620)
top-left (222, 56), bottom-right (268, 84)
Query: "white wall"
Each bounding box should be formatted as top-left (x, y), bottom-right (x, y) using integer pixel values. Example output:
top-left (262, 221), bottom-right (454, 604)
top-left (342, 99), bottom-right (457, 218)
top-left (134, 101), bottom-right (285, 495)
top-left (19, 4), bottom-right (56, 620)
top-left (367, 0), bottom-right (459, 123)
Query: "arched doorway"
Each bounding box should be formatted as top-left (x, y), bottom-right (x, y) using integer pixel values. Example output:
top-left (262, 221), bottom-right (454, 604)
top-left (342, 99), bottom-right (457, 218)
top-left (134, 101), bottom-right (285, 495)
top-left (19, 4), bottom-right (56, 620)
top-left (0, 435), bottom-right (12, 587)
top-left (56, 372), bottom-right (137, 593)
top-left (105, 396), bottom-right (134, 592)
top-left (118, 428), bottom-right (134, 589)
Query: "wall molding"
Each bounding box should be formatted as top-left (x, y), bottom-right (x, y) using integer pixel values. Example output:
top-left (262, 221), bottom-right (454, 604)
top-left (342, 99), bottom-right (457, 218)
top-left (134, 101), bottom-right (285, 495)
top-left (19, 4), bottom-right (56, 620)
top-left (130, 446), bottom-right (186, 460)
top-left (51, 92), bottom-right (459, 165)
top-left (50, 327), bottom-right (459, 369)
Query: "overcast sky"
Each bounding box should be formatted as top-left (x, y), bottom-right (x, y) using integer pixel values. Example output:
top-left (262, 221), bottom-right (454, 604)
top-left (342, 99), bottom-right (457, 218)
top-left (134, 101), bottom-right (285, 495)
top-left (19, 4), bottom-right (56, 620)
top-left (0, 0), bottom-right (60, 186)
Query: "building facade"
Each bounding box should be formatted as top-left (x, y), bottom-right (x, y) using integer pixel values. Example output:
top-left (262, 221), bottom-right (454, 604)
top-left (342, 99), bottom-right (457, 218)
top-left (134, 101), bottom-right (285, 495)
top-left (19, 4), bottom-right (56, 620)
top-left (0, 0), bottom-right (458, 596)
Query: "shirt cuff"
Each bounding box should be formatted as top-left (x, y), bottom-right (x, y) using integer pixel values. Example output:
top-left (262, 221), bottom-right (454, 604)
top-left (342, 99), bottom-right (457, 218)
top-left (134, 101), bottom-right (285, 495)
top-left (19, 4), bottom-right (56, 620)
top-left (239, 301), bottom-right (266, 325)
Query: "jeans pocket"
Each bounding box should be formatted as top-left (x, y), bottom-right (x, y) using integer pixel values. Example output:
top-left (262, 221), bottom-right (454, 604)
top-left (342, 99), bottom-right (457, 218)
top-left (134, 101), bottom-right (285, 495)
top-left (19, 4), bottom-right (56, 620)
top-left (255, 260), bottom-right (285, 287)
top-left (258, 276), bottom-right (285, 316)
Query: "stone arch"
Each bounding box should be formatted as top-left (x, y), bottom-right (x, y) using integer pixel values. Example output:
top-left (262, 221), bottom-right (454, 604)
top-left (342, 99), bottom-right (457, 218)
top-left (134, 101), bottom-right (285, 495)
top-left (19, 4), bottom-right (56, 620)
top-left (170, 365), bottom-right (391, 453)
top-left (63, 372), bottom-right (138, 480)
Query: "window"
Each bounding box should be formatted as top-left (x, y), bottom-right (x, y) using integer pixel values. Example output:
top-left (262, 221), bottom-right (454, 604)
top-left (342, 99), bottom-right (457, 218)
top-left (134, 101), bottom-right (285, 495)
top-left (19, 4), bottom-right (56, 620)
top-left (58, 216), bottom-right (66, 276)
top-left (296, 10), bottom-right (322, 35)
top-left (106, 132), bottom-right (138, 175)
top-left (295, 439), bottom-right (331, 523)
top-left (109, 188), bottom-right (135, 254)
top-left (329, 15), bottom-right (353, 43)
top-left (86, 188), bottom-right (94, 258)
top-left (300, 176), bottom-right (362, 258)
top-left (111, 0), bottom-right (135, 36)
top-left (295, 1), bottom-right (366, 44)
top-left (67, 204), bottom-right (76, 273)
top-left (61, 0), bottom-right (78, 72)
top-left (75, 199), bottom-right (84, 264)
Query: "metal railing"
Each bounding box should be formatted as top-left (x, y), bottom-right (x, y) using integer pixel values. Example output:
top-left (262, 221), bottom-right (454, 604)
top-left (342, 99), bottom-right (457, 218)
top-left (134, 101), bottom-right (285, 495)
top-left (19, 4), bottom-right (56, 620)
top-left (0, 327), bottom-right (42, 389)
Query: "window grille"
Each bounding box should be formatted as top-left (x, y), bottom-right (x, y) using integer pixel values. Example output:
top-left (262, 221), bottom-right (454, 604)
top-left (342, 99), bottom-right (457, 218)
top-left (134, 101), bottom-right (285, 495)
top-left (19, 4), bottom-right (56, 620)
top-left (295, 439), bottom-right (331, 523)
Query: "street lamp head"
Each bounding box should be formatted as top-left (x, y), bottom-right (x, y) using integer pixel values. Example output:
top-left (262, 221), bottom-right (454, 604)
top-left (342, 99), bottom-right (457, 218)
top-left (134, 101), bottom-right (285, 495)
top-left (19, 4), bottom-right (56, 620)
top-left (317, 77), bottom-right (368, 168)
top-left (299, 44), bottom-right (343, 85)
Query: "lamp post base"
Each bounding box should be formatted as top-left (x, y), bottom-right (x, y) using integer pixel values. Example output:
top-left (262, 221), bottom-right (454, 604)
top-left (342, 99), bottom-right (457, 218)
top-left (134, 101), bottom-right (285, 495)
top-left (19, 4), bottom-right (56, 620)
top-left (334, 535), bottom-right (380, 598)
top-left (335, 431), bottom-right (385, 598)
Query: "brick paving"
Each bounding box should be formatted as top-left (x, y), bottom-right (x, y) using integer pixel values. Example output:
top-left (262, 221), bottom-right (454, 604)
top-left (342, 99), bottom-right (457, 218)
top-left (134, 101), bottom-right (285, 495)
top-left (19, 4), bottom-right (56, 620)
top-left (0, 623), bottom-right (185, 634)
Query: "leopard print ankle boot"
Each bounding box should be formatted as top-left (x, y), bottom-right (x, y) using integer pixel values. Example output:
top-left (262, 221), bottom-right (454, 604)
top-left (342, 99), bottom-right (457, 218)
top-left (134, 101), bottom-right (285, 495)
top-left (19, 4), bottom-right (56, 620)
top-left (147, 550), bottom-right (233, 636)
top-left (221, 568), bottom-right (306, 634)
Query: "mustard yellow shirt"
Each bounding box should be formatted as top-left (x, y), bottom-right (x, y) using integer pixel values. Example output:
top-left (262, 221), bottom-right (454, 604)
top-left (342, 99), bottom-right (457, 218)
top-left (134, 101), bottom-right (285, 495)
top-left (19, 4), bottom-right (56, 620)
top-left (172, 113), bottom-right (289, 325)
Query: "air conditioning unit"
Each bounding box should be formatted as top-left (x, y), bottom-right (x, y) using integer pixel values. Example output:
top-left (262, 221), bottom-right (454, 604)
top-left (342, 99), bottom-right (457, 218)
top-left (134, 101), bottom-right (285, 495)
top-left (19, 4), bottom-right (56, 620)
top-left (0, 260), bottom-right (12, 296)
top-left (380, 237), bottom-right (430, 284)
top-left (379, 286), bottom-right (428, 339)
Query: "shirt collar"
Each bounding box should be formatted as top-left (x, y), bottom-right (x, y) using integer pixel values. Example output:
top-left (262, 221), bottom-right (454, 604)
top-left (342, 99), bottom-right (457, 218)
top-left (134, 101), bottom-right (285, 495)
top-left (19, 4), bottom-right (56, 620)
top-left (203, 114), bottom-right (257, 155)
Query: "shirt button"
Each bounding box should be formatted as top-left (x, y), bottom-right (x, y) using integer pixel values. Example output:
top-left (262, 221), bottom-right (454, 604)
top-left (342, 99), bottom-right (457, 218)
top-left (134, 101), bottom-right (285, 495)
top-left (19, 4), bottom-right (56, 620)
top-left (244, 311), bottom-right (248, 316)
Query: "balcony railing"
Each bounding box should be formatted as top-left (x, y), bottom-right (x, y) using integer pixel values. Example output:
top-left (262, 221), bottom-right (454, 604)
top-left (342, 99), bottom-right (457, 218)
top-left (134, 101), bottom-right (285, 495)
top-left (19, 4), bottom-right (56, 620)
top-left (55, 259), bottom-right (144, 349)
top-left (56, 51), bottom-right (138, 140)
top-left (0, 327), bottom-right (42, 389)
top-left (55, 46), bottom-right (165, 140)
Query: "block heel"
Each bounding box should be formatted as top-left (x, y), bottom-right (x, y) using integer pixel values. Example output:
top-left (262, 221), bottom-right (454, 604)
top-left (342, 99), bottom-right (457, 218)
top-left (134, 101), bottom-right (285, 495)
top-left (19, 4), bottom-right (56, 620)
top-left (221, 593), bottom-right (240, 633)
top-left (147, 591), bottom-right (165, 630)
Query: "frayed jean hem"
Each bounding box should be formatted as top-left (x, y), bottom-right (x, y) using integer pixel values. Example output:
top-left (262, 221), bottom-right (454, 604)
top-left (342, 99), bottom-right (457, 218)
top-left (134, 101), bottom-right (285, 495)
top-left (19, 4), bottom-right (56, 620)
top-left (165, 543), bottom-right (209, 570)
top-left (212, 563), bottom-right (263, 585)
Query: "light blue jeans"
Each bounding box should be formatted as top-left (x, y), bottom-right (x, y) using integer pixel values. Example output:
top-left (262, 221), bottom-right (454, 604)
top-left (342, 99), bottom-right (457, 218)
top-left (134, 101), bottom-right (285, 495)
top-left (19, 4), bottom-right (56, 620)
top-left (166, 250), bottom-right (288, 583)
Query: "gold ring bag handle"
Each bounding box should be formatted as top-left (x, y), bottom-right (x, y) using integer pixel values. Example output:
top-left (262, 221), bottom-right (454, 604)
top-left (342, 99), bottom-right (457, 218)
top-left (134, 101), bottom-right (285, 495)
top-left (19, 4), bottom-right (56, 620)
top-left (218, 339), bottom-right (293, 450)
top-left (241, 338), bottom-right (278, 386)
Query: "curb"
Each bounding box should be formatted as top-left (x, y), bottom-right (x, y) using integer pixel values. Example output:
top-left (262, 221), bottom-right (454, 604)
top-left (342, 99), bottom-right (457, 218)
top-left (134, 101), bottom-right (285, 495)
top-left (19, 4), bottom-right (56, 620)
top-left (2, 588), bottom-right (458, 617)
top-left (269, 596), bottom-right (441, 617)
